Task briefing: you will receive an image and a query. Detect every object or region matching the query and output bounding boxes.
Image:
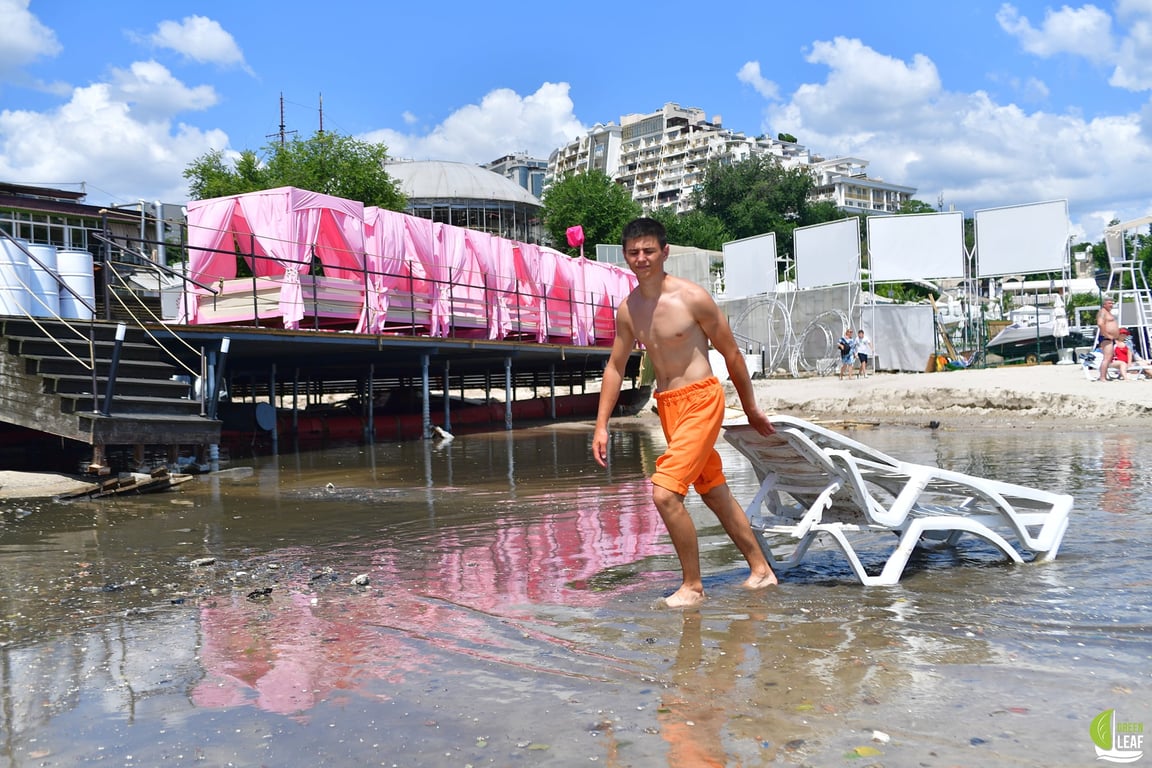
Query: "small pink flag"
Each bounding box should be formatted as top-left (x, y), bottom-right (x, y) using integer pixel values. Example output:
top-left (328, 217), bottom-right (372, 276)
top-left (566, 225), bottom-right (585, 248)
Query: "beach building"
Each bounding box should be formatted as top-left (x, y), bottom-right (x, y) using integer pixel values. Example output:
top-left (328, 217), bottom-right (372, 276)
top-left (386, 160), bottom-right (545, 244)
top-left (0, 182), bottom-right (144, 255)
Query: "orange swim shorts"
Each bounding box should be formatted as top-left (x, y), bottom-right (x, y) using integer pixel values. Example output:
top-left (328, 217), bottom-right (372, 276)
top-left (651, 376), bottom-right (727, 496)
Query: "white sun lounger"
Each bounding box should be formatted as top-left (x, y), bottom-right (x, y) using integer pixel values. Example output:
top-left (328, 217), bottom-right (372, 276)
top-left (723, 415), bottom-right (1072, 585)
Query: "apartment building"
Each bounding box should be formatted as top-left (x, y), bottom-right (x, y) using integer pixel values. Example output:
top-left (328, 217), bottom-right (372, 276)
top-left (482, 152), bottom-right (549, 199)
top-left (545, 102), bottom-right (914, 215)
top-left (547, 123), bottom-right (623, 182)
top-left (809, 157), bottom-right (916, 215)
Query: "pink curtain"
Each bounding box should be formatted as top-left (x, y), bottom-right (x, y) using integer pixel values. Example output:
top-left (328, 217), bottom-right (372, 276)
top-left (181, 197), bottom-right (244, 323)
top-left (539, 247), bottom-right (579, 344)
top-left (187, 188), bottom-right (365, 329)
top-left (430, 223), bottom-right (484, 337)
top-left (357, 207), bottom-right (410, 333)
top-left (512, 243), bottom-right (547, 341)
top-left (465, 229), bottom-right (516, 339)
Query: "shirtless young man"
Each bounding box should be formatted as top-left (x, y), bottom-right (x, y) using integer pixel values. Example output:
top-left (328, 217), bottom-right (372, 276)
top-left (1097, 297), bottom-right (1120, 382)
top-left (592, 218), bottom-right (778, 608)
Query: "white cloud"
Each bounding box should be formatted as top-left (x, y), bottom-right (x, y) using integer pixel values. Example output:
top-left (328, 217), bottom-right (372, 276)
top-left (0, 81), bottom-right (229, 204)
top-left (764, 36), bottom-right (1152, 242)
top-left (1110, 2), bottom-right (1152, 90)
top-left (779, 37), bottom-right (940, 144)
top-left (401, 110), bottom-right (418, 126)
top-left (108, 61), bottom-right (218, 121)
top-left (996, 3), bottom-right (1114, 60)
top-left (0, 0), bottom-right (61, 80)
top-left (148, 15), bottom-right (249, 70)
top-left (997, 2), bottom-right (1152, 91)
top-left (737, 61), bottom-right (778, 100)
top-left (361, 82), bottom-right (587, 164)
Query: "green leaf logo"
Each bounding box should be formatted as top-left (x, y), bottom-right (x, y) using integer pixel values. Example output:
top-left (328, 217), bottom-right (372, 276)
top-left (1091, 709), bottom-right (1115, 751)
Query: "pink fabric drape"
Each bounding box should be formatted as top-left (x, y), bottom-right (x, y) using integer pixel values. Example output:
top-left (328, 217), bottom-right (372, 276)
top-left (356, 207), bottom-right (410, 334)
top-left (186, 187), bottom-right (364, 330)
top-left (538, 247), bottom-right (579, 344)
top-left (430, 223), bottom-right (484, 337)
top-left (181, 197), bottom-right (243, 323)
top-left (511, 242), bottom-right (548, 341)
top-left (465, 229), bottom-right (515, 339)
top-left (183, 187), bottom-right (637, 343)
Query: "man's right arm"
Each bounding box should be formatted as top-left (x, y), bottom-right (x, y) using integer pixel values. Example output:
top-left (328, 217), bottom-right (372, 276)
top-left (592, 309), bottom-right (636, 467)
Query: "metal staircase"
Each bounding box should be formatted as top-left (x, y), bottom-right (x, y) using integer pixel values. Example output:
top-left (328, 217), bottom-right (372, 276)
top-left (0, 318), bottom-right (220, 469)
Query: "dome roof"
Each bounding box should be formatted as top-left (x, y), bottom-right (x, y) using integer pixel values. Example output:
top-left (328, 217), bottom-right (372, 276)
top-left (385, 160), bottom-right (541, 206)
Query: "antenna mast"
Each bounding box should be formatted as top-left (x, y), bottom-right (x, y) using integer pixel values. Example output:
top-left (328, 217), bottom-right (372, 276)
top-left (318, 93), bottom-right (324, 135)
top-left (267, 92), bottom-right (297, 147)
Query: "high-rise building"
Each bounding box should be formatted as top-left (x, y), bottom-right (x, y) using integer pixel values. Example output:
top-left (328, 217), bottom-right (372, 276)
top-left (544, 102), bottom-right (914, 215)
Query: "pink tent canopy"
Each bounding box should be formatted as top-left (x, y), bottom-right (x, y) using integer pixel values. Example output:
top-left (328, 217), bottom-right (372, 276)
top-left (184, 187), bottom-right (365, 329)
top-left (180, 186), bottom-right (636, 344)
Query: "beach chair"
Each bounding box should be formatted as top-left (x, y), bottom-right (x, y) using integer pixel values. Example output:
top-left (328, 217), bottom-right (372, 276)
top-left (723, 415), bottom-right (1072, 585)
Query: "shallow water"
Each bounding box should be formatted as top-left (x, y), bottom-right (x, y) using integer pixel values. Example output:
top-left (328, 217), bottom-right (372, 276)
top-left (0, 421), bottom-right (1149, 767)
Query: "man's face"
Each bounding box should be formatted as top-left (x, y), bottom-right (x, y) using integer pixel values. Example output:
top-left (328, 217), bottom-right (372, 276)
top-left (622, 236), bottom-right (667, 277)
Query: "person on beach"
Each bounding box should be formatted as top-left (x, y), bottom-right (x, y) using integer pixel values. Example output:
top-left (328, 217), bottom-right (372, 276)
top-left (855, 328), bottom-right (873, 378)
top-left (838, 329), bottom-right (856, 379)
top-left (592, 217), bottom-right (778, 608)
top-left (1097, 297), bottom-right (1120, 382)
top-left (1110, 328), bottom-right (1151, 380)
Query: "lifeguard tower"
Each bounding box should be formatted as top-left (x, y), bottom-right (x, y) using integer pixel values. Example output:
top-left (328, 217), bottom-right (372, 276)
top-left (1102, 216), bottom-right (1152, 358)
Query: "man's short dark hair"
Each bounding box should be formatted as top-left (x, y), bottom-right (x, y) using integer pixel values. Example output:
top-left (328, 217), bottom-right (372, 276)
top-left (621, 217), bottom-right (667, 249)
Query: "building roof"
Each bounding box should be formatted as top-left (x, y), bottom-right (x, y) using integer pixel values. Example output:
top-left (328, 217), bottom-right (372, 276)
top-left (385, 161), bottom-right (541, 206)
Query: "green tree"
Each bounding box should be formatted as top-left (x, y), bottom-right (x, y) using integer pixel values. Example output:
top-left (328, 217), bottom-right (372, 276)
top-left (692, 155), bottom-right (844, 256)
top-left (183, 131), bottom-right (407, 210)
top-left (648, 206), bottom-right (731, 251)
top-left (898, 198), bottom-right (937, 214)
top-left (184, 149), bottom-right (265, 200)
top-left (540, 171), bottom-right (641, 257)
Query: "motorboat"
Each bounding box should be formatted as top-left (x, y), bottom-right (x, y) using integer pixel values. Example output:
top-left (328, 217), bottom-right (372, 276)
top-left (985, 320), bottom-right (1085, 364)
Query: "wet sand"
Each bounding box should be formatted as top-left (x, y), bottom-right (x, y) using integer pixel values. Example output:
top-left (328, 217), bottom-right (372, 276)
top-left (744, 362), bottom-right (1152, 428)
top-left (0, 409), bottom-right (1146, 766)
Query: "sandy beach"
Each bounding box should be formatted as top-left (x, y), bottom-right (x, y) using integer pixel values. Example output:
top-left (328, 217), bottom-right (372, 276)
top-left (742, 361), bottom-right (1152, 428)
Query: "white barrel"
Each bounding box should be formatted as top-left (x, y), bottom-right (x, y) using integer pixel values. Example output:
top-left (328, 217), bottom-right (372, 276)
top-left (57, 249), bottom-right (95, 321)
top-left (26, 243), bottom-right (59, 318)
top-left (0, 239), bottom-right (31, 316)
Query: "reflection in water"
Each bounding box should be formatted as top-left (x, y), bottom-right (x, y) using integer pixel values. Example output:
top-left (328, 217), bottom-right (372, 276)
top-left (0, 423), bottom-right (1148, 765)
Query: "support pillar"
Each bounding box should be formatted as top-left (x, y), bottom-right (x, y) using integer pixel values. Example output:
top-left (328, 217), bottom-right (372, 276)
top-left (504, 356), bottom-right (513, 431)
top-left (549, 364), bottom-right (556, 420)
top-left (443, 359), bottom-right (452, 433)
top-left (421, 354), bottom-right (432, 439)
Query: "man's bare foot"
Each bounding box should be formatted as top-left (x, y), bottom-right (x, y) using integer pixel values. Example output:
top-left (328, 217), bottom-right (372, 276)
top-left (662, 585), bottom-right (706, 609)
top-left (743, 571), bottom-right (779, 589)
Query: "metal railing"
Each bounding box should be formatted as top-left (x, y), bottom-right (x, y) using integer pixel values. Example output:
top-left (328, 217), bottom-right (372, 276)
top-left (176, 238), bottom-right (624, 346)
top-left (0, 228), bottom-right (223, 419)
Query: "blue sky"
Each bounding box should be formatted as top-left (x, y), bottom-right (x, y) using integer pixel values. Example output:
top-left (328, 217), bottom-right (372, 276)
top-left (2, 0), bottom-right (1151, 244)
